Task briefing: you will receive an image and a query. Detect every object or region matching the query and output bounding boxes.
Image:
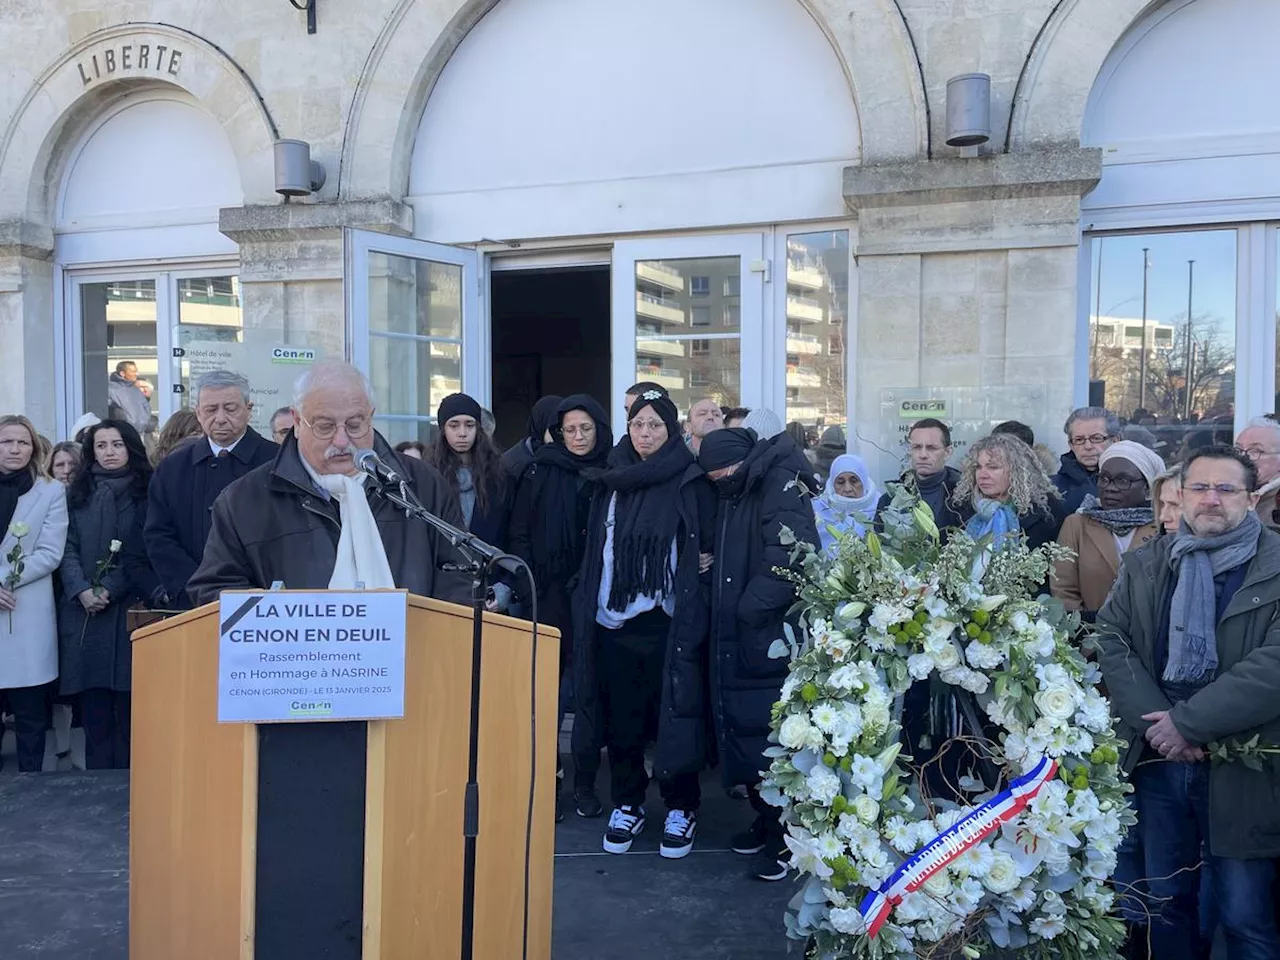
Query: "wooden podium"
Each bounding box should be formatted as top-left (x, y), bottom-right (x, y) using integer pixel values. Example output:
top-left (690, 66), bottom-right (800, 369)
top-left (128, 593), bottom-right (559, 960)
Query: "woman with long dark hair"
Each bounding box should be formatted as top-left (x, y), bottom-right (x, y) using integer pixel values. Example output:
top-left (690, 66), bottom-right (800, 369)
top-left (58, 419), bottom-right (160, 768)
top-left (508, 394), bottom-right (612, 818)
top-left (572, 390), bottom-right (714, 858)
top-left (431, 393), bottom-right (509, 548)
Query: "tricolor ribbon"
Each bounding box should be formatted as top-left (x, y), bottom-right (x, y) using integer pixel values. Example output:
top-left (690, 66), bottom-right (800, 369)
top-left (857, 755), bottom-right (1058, 937)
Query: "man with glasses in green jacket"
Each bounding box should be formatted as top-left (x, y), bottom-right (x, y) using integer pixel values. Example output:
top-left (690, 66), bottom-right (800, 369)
top-left (1098, 444), bottom-right (1280, 960)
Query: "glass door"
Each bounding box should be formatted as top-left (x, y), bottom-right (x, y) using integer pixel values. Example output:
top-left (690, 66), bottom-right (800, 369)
top-left (611, 234), bottom-right (767, 422)
top-left (345, 231), bottom-right (481, 445)
top-left (67, 267), bottom-right (244, 444)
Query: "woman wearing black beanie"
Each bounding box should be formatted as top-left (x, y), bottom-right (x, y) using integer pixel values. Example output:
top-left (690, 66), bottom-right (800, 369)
top-left (508, 394), bottom-right (612, 819)
top-left (571, 390), bottom-right (715, 859)
top-left (430, 393), bottom-right (510, 577)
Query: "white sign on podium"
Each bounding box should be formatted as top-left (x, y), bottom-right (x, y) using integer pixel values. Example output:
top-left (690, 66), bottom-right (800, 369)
top-left (216, 590), bottom-right (407, 723)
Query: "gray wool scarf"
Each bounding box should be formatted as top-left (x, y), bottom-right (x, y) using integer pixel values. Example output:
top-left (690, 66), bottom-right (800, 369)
top-left (1164, 511), bottom-right (1262, 684)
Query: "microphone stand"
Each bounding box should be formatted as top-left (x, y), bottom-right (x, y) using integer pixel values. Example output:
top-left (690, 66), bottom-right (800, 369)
top-left (367, 476), bottom-right (516, 960)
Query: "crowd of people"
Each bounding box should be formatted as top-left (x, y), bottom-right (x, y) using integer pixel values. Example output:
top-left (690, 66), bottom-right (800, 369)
top-left (3, 362), bottom-right (1280, 951)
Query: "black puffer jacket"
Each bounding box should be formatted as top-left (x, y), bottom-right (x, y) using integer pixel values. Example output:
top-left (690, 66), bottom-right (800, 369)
top-left (570, 464), bottom-right (716, 779)
top-left (708, 434), bottom-right (820, 786)
top-left (1051, 452), bottom-right (1097, 520)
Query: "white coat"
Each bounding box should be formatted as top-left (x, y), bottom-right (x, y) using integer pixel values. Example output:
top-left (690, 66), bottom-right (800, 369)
top-left (0, 478), bottom-right (68, 688)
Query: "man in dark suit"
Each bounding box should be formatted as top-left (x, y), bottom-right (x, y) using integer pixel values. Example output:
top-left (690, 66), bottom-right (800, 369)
top-left (145, 369), bottom-right (277, 607)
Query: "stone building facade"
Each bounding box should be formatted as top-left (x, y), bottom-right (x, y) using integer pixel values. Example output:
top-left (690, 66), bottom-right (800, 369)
top-left (1, 0), bottom-right (1274, 476)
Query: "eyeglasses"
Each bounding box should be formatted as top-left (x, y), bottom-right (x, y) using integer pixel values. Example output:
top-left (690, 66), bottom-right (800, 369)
top-left (1234, 446), bottom-right (1280, 462)
top-left (1184, 482), bottom-right (1248, 497)
top-left (1098, 474), bottom-right (1144, 491)
top-left (297, 414), bottom-right (372, 441)
top-left (1069, 434), bottom-right (1115, 448)
top-left (562, 424), bottom-right (596, 439)
top-left (628, 419), bottom-right (666, 433)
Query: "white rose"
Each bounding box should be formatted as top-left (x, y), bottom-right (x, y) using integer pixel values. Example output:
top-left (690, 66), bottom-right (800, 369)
top-left (982, 851), bottom-right (1022, 894)
top-left (922, 870), bottom-right (952, 898)
top-left (933, 642), bottom-right (961, 671)
top-left (1034, 686), bottom-right (1078, 723)
top-left (852, 794), bottom-right (880, 824)
top-left (108, 539), bottom-right (123, 553)
top-left (778, 714), bottom-right (814, 749)
top-left (8, 521), bottom-right (29, 538)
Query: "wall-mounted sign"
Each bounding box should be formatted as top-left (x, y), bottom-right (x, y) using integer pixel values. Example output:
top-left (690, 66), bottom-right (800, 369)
top-left (182, 333), bottom-right (322, 435)
top-left (76, 44), bottom-right (183, 87)
top-left (874, 386), bottom-right (1051, 484)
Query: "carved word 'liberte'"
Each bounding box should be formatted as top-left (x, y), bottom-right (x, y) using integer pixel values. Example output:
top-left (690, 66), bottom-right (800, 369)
top-left (77, 44), bottom-right (184, 86)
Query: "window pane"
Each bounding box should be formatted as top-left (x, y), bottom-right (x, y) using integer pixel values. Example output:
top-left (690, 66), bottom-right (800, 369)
top-left (176, 273), bottom-right (244, 396)
top-left (1089, 230), bottom-right (1237, 462)
top-left (368, 252), bottom-right (463, 339)
top-left (784, 231), bottom-right (849, 436)
top-left (370, 336), bottom-right (461, 418)
top-left (80, 279), bottom-right (158, 438)
top-left (635, 256), bottom-right (741, 413)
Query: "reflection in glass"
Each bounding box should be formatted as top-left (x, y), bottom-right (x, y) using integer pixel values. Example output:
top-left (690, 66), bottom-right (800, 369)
top-left (784, 231), bottom-right (849, 438)
top-left (176, 275), bottom-right (244, 402)
top-left (635, 257), bottom-right (741, 414)
top-left (1089, 230), bottom-right (1237, 463)
top-left (80, 279), bottom-right (158, 436)
top-left (367, 250), bottom-right (464, 436)
top-left (368, 253), bottom-right (462, 339)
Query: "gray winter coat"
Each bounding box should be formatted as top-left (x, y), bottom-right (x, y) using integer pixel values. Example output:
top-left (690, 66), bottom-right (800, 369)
top-left (107, 373), bottom-right (152, 433)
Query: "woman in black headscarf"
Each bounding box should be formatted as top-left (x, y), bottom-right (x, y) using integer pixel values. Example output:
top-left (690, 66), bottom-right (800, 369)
top-left (572, 391), bottom-right (715, 859)
top-left (501, 394), bottom-right (564, 483)
top-left (507, 394), bottom-right (612, 817)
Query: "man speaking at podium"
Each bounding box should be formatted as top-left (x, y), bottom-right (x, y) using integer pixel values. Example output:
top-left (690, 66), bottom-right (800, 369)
top-left (187, 360), bottom-right (472, 607)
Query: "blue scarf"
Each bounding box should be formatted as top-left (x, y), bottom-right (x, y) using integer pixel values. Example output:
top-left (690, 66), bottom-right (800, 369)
top-left (965, 497), bottom-right (1019, 548)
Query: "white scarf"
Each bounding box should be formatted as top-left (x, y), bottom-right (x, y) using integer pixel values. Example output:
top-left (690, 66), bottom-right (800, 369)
top-left (302, 456), bottom-right (395, 589)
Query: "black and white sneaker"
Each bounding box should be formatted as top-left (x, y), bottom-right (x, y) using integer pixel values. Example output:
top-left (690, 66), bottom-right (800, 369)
top-left (659, 809), bottom-right (697, 859)
top-left (575, 786), bottom-right (604, 819)
top-left (602, 805), bottom-right (646, 854)
top-left (730, 815), bottom-right (771, 856)
top-left (750, 853), bottom-right (789, 882)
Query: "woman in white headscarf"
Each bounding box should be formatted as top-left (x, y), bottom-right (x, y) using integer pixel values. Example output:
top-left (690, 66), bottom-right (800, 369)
top-left (812, 453), bottom-right (879, 551)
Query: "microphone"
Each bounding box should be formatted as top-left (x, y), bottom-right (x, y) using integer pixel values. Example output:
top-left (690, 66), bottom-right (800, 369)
top-left (356, 448), bottom-right (406, 486)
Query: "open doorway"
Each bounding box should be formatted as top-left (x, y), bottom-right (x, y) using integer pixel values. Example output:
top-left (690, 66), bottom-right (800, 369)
top-left (490, 266), bottom-right (611, 449)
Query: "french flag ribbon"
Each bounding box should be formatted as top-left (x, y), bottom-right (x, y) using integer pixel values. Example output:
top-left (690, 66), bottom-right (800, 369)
top-left (857, 755), bottom-right (1058, 938)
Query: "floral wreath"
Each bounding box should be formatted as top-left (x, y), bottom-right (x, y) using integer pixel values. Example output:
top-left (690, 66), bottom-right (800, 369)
top-left (760, 486), bottom-right (1134, 959)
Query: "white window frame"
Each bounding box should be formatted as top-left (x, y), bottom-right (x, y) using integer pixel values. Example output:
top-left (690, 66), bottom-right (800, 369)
top-left (1076, 222), bottom-right (1279, 438)
top-left (344, 230), bottom-right (482, 429)
top-left (611, 233), bottom-right (767, 419)
top-left (59, 260), bottom-right (240, 436)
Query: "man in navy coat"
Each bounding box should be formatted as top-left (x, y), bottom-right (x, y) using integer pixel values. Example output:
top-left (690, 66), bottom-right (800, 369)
top-left (145, 369), bottom-right (277, 607)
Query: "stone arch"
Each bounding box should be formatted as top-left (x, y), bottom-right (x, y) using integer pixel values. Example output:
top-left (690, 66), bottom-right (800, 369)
top-left (0, 22), bottom-right (280, 228)
top-left (338, 0), bottom-right (928, 202)
top-left (1006, 0), bottom-right (1157, 150)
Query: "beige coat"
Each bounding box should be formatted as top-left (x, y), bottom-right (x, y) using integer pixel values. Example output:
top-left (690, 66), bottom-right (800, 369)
top-left (1052, 513), bottom-right (1157, 615)
top-left (0, 478), bottom-right (68, 688)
